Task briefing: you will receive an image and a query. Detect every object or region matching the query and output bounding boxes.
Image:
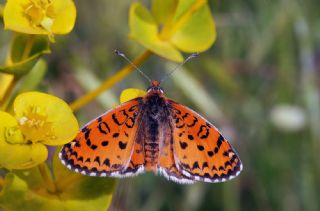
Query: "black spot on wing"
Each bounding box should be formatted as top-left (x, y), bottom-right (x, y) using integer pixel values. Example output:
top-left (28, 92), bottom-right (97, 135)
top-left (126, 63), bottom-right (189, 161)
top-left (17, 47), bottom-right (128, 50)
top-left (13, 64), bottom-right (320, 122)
top-left (112, 110), bottom-right (129, 126)
top-left (179, 141), bottom-right (188, 149)
top-left (86, 139), bottom-right (91, 147)
top-left (91, 144), bottom-right (97, 150)
top-left (81, 126), bottom-right (89, 133)
top-left (188, 135), bottom-right (194, 140)
top-left (103, 158), bottom-right (110, 167)
top-left (125, 117), bottom-right (135, 128)
top-left (192, 161), bottom-right (200, 170)
top-left (118, 141), bottom-right (127, 150)
top-left (175, 118), bottom-right (185, 128)
top-left (84, 128), bottom-right (91, 140)
top-left (202, 162), bottom-right (209, 169)
top-left (94, 156), bottom-right (101, 165)
top-left (197, 125), bottom-right (209, 139)
top-left (98, 121), bottom-right (110, 135)
top-left (113, 133), bottom-right (119, 138)
top-left (217, 134), bottom-right (224, 148)
top-left (101, 140), bottom-right (109, 146)
top-left (197, 145), bottom-right (204, 151)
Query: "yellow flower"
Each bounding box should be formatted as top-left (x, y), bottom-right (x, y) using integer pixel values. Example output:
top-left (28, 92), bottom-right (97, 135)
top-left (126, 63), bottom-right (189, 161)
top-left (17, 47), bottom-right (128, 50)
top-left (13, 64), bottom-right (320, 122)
top-left (0, 111), bottom-right (48, 169)
top-left (0, 92), bottom-right (79, 169)
top-left (119, 88), bottom-right (146, 103)
top-left (3, 0), bottom-right (76, 35)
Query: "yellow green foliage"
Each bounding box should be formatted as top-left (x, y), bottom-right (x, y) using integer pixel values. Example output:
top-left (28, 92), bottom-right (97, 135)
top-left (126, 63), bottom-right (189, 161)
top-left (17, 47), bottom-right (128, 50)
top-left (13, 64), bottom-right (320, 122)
top-left (0, 34), bottom-right (50, 76)
top-left (0, 148), bottom-right (115, 211)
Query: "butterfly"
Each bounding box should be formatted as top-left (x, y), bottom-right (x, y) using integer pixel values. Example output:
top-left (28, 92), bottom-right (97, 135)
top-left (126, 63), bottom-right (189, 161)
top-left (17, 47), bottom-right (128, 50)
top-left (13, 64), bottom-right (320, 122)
top-left (60, 80), bottom-right (242, 184)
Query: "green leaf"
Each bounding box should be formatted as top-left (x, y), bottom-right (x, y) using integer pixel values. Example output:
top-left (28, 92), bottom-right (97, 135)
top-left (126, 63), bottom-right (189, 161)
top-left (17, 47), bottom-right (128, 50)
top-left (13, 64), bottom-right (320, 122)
top-left (18, 59), bottom-right (48, 93)
top-left (0, 34), bottom-right (50, 76)
top-left (129, 0), bottom-right (216, 62)
top-left (53, 147), bottom-right (116, 210)
top-left (0, 148), bottom-right (116, 211)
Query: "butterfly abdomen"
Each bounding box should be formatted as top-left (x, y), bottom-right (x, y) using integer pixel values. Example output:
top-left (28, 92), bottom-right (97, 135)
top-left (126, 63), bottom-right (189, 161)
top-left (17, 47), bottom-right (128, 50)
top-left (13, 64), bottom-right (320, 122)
top-left (144, 117), bottom-right (160, 171)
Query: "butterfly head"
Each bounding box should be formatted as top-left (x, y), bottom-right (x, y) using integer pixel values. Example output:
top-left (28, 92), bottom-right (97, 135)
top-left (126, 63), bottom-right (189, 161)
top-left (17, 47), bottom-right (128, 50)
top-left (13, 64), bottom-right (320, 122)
top-left (147, 80), bottom-right (164, 94)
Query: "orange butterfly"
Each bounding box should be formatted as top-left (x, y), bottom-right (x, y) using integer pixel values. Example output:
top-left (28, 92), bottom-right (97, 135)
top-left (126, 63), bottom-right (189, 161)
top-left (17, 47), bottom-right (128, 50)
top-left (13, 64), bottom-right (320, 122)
top-left (60, 80), bottom-right (242, 184)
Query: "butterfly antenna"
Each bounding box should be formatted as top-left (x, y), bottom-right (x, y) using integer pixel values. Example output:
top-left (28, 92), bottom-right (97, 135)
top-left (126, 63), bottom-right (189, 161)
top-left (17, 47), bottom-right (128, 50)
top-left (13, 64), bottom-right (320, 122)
top-left (114, 50), bottom-right (151, 83)
top-left (160, 53), bottom-right (199, 84)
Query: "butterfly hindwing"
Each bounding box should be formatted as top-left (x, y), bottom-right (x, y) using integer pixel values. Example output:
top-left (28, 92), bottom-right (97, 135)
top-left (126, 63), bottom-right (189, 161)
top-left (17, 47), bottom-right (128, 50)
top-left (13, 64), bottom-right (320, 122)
top-left (59, 98), bottom-right (145, 177)
top-left (157, 120), bottom-right (195, 184)
top-left (168, 100), bottom-right (243, 183)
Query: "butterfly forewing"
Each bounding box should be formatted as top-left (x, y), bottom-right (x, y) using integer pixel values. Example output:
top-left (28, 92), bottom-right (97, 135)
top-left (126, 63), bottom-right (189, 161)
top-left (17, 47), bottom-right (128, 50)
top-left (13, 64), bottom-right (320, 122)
top-left (168, 100), bottom-right (243, 183)
top-left (59, 98), bottom-right (145, 177)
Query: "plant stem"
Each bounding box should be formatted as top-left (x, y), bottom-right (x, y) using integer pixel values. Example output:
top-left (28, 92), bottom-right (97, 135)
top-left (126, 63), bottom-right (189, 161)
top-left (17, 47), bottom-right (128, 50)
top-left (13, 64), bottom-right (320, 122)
top-left (0, 76), bottom-right (18, 111)
top-left (0, 176), bottom-right (4, 191)
top-left (70, 50), bottom-right (153, 111)
top-left (0, 35), bottom-right (35, 110)
top-left (55, 172), bottom-right (80, 192)
top-left (21, 35), bottom-right (34, 60)
top-left (0, 5), bottom-right (3, 19)
top-left (38, 163), bottom-right (57, 193)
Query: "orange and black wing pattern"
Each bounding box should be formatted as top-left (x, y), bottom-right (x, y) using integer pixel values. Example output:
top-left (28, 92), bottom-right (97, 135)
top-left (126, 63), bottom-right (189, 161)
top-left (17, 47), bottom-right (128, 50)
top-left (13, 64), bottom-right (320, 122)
top-left (59, 98), bottom-right (145, 177)
top-left (168, 100), bottom-right (243, 183)
top-left (157, 120), bottom-right (195, 184)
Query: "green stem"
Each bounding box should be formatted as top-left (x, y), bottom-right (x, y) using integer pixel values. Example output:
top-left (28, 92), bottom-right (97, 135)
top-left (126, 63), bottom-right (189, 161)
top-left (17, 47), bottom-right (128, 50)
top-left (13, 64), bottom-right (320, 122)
top-left (0, 75), bottom-right (16, 110)
top-left (21, 35), bottom-right (34, 60)
top-left (55, 172), bottom-right (80, 192)
top-left (0, 176), bottom-right (4, 191)
top-left (38, 163), bottom-right (57, 193)
top-left (0, 35), bottom-right (35, 110)
top-left (0, 5), bottom-right (4, 19)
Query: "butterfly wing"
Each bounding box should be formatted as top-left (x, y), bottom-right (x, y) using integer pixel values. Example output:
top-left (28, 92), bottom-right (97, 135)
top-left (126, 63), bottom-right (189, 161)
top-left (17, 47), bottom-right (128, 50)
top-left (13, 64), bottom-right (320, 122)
top-left (168, 100), bottom-right (243, 183)
top-left (59, 98), bottom-right (145, 177)
top-left (157, 120), bottom-right (195, 184)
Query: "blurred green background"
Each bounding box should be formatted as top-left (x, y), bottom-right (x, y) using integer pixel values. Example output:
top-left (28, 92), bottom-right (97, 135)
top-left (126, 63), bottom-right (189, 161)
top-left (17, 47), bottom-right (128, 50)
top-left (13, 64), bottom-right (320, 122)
top-left (2, 0), bottom-right (320, 210)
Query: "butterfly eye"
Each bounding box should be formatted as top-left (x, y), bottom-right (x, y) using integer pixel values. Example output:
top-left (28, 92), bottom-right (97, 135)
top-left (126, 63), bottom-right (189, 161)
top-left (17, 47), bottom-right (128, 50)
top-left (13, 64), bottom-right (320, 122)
top-left (155, 87), bottom-right (164, 93)
top-left (146, 86), bottom-right (164, 93)
top-left (147, 87), bottom-right (153, 92)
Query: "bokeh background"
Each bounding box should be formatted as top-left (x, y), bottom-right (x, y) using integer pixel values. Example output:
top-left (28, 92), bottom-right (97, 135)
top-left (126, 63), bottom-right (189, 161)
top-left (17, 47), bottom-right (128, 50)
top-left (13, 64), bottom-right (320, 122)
top-left (2, 0), bottom-right (320, 211)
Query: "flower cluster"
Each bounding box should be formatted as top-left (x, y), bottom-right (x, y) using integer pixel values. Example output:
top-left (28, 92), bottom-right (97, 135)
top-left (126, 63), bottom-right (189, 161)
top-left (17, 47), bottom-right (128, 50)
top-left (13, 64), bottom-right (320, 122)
top-left (4, 0), bottom-right (76, 38)
top-left (0, 92), bottom-right (78, 169)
